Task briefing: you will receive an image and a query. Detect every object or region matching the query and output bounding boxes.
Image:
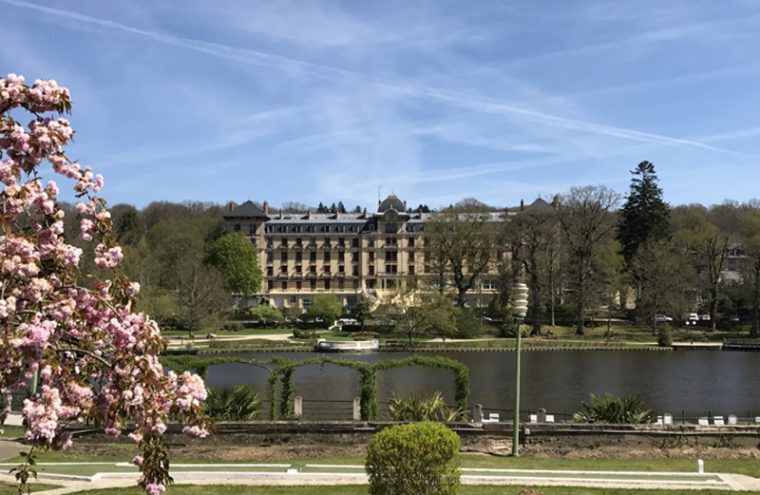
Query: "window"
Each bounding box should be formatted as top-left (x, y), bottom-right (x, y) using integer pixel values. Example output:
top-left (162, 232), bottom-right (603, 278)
top-left (368, 239), bottom-right (375, 247)
top-left (482, 280), bottom-right (497, 290)
top-left (309, 279), bottom-right (316, 289)
top-left (385, 251), bottom-right (397, 262)
top-left (296, 281), bottom-right (302, 290)
top-left (281, 281), bottom-right (288, 290)
top-left (296, 252), bottom-right (302, 262)
top-left (296, 237), bottom-right (302, 246)
top-left (352, 238), bottom-right (360, 248)
top-left (303, 296), bottom-right (311, 309)
top-left (267, 252), bottom-right (274, 263)
top-left (386, 279), bottom-right (396, 289)
top-left (324, 265), bottom-right (331, 273)
top-left (323, 252), bottom-right (331, 263)
top-left (338, 265), bottom-right (345, 273)
top-left (352, 265), bottom-right (359, 276)
top-left (352, 252), bottom-right (359, 262)
top-left (338, 251), bottom-right (345, 262)
top-left (386, 264), bottom-right (398, 274)
top-left (338, 280), bottom-right (345, 289)
top-left (310, 265), bottom-right (317, 274)
top-left (310, 252), bottom-right (317, 263)
top-left (409, 252), bottom-right (415, 262)
top-left (249, 224), bottom-right (256, 235)
top-left (408, 265), bottom-right (415, 275)
top-left (267, 280), bottom-right (273, 290)
top-left (309, 237), bottom-right (316, 246)
top-left (385, 223), bottom-right (397, 234)
top-left (295, 265), bottom-right (302, 274)
top-left (353, 280), bottom-right (359, 289)
top-left (369, 252), bottom-right (375, 262)
top-left (280, 265), bottom-right (287, 274)
top-left (290, 295), bottom-right (297, 303)
top-left (385, 236), bottom-right (397, 246)
top-left (281, 238), bottom-right (288, 247)
top-left (324, 280), bottom-right (331, 290)
top-left (280, 252), bottom-right (287, 263)
top-left (367, 279), bottom-right (376, 289)
top-left (267, 267), bottom-right (273, 277)
top-left (408, 237), bottom-right (415, 247)
top-left (369, 265), bottom-right (374, 276)
top-left (338, 238), bottom-right (345, 247)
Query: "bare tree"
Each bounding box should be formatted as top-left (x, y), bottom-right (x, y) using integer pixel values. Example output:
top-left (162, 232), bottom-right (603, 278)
top-left (425, 208), bottom-right (499, 306)
top-left (558, 186), bottom-right (621, 335)
top-left (507, 200), bottom-right (560, 335)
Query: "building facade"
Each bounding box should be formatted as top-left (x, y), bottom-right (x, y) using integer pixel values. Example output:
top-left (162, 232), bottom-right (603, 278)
top-left (224, 194), bottom-right (510, 311)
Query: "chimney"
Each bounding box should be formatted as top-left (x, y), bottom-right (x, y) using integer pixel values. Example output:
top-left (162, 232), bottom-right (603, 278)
top-left (228, 201), bottom-right (234, 212)
top-left (263, 200), bottom-right (269, 215)
top-left (363, 207), bottom-right (367, 218)
top-left (520, 199), bottom-right (525, 211)
top-left (306, 208), bottom-right (312, 219)
top-left (279, 209), bottom-right (284, 219)
top-left (403, 200), bottom-right (407, 210)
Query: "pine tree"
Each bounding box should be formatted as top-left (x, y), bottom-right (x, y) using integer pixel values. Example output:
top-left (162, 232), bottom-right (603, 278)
top-left (617, 161), bottom-right (670, 265)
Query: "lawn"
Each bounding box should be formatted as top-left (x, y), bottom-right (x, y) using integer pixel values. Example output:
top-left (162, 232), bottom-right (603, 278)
top-left (9, 452), bottom-right (760, 478)
top-left (59, 485), bottom-right (757, 495)
top-left (0, 482), bottom-right (60, 494)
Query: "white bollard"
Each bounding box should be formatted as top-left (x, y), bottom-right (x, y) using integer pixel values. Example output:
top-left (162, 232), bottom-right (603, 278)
top-left (697, 459), bottom-right (704, 474)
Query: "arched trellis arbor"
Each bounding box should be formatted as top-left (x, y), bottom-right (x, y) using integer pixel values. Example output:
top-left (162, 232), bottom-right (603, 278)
top-left (160, 355), bottom-right (470, 421)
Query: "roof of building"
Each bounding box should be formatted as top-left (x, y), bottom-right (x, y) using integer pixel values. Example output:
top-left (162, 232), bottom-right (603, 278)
top-left (378, 194), bottom-right (405, 213)
top-left (521, 198), bottom-right (555, 213)
top-left (224, 200), bottom-right (268, 219)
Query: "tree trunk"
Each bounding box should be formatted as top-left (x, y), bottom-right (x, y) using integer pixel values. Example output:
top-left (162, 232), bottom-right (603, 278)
top-left (752, 262), bottom-right (760, 339)
top-left (709, 287), bottom-right (718, 331)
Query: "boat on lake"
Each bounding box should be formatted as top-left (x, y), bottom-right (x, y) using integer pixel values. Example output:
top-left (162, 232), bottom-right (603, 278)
top-left (314, 338), bottom-right (379, 352)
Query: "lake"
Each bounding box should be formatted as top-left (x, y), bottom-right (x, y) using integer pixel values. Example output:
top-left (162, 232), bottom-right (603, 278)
top-left (205, 350), bottom-right (760, 420)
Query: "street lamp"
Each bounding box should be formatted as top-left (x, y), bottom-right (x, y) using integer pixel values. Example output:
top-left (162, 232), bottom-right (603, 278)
top-left (511, 282), bottom-right (529, 457)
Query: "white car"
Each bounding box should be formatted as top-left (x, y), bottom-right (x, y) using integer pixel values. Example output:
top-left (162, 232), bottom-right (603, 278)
top-left (654, 314), bottom-right (673, 323)
top-left (686, 313), bottom-right (699, 326)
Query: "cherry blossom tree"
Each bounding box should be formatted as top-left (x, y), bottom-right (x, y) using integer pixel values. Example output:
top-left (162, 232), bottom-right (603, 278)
top-left (0, 73), bottom-right (210, 495)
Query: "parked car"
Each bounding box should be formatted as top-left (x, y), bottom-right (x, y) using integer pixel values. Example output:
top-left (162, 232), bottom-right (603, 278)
top-left (686, 313), bottom-right (699, 326)
top-left (654, 314), bottom-right (673, 322)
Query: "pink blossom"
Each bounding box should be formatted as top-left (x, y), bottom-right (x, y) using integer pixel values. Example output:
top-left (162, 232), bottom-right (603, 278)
top-left (1, 74), bottom-right (209, 495)
top-left (144, 483), bottom-right (165, 495)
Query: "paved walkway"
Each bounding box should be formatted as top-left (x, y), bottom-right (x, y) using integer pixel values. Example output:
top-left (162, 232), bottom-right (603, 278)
top-left (3, 462), bottom-right (760, 494)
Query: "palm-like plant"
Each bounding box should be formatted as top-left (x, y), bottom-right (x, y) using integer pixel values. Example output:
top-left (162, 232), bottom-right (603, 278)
top-left (573, 393), bottom-right (653, 424)
top-left (204, 385), bottom-right (260, 421)
top-left (388, 392), bottom-right (468, 422)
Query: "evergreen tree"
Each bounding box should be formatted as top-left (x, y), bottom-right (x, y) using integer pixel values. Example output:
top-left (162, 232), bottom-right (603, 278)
top-left (617, 161), bottom-right (670, 264)
top-left (337, 201), bottom-right (346, 213)
top-left (317, 202), bottom-right (328, 213)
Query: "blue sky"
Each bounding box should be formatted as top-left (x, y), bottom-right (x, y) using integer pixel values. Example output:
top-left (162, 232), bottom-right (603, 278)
top-left (2, 0), bottom-right (760, 210)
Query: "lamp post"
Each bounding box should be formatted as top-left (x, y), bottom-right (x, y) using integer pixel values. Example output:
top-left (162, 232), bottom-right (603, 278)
top-left (511, 282), bottom-right (529, 456)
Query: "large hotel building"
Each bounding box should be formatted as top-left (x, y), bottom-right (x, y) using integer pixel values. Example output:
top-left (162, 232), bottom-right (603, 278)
top-left (224, 194), bottom-right (517, 312)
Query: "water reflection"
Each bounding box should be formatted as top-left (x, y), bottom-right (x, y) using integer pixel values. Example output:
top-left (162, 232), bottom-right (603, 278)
top-left (205, 350), bottom-right (760, 418)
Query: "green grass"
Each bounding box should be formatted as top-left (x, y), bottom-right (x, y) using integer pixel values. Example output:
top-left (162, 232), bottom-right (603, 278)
top-left (60, 486), bottom-right (759, 495)
top-left (11, 452), bottom-right (760, 479)
top-left (0, 482), bottom-right (60, 494)
top-left (0, 425), bottom-right (25, 439)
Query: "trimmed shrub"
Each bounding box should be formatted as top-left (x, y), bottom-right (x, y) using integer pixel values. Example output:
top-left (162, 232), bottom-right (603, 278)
top-left (366, 422), bottom-right (460, 495)
top-left (657, 326), bottom-right (672, 347)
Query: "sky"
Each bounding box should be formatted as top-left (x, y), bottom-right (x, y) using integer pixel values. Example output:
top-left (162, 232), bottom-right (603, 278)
top-left (2, 0), bottom-right (760, 210)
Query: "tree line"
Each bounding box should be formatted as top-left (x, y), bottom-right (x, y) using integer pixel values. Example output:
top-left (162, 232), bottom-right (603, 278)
top-left (422, 162), bottom-right (760, 338)
top-left (68, 162), bottom-right (760, 339)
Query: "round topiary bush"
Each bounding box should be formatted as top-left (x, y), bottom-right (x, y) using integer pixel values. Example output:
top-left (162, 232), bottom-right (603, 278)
top-left (365, 421), bottom-right (461, 495)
